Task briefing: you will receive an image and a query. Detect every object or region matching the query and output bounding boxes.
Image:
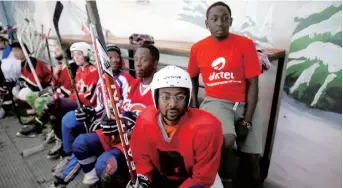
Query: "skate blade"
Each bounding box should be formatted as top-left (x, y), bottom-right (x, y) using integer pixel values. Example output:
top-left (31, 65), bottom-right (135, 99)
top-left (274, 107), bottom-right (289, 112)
top-left (16, 132), bottom-right (38, 138)
top-left (47, 155), bottom-right (61, 160)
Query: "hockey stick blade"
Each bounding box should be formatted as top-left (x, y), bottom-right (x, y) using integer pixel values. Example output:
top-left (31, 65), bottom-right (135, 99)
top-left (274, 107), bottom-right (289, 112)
top-left (53, 1), bottom-right (63, 41)
top-left (21, 130), bottom-right (54, 157)
top-left (21, 144), bottom-right (44, 157)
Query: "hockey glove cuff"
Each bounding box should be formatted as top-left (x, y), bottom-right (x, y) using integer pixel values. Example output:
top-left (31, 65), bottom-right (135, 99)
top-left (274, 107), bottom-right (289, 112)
top-left (75, 105), bottom-right (96, 124)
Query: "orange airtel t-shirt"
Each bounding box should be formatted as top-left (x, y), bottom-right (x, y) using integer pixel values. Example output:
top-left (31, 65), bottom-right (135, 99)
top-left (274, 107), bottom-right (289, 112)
top-left (187, 33), bottom-right (261, 102)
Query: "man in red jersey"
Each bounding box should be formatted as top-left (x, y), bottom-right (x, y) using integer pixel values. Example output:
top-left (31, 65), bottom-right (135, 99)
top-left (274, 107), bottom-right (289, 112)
top-left (126, 66), bottom-right (223, 188)
top-left (187, 1), bottom-right (263, 188)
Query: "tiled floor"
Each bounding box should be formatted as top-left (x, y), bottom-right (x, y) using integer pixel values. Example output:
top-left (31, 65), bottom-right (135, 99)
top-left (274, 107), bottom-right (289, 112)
top-left (0, 117), bottom-right (84, 188)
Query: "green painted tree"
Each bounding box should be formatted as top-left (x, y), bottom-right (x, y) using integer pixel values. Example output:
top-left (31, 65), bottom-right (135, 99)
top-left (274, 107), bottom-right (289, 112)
top-left (284, 2), bottom-right (342, 113)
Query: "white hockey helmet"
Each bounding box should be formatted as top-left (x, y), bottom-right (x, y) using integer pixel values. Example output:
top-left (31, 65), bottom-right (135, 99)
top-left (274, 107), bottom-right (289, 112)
top-left (70, 42), bottom-right (91, 57)
top-left (151, 65), bottom-right (192, 108)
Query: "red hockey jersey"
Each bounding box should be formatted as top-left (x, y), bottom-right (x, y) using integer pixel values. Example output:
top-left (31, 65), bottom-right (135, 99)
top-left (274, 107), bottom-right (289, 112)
top-left (20, 57), bottom-right (52, 91)
top-left (96, 78), bottom-right (153, 151)
top-left (120, 78), bottom-right (153, 115)
top-left (69, 64), bottom-right (99, 107)
top-left (131, 106), bottom-right (223, 188)
top-left (51, 61), bottom-right (78, 98)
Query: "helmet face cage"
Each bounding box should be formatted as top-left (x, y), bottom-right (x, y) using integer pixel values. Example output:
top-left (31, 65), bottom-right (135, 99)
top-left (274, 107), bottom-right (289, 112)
top-left (151, 66), bottom-right (192, 109)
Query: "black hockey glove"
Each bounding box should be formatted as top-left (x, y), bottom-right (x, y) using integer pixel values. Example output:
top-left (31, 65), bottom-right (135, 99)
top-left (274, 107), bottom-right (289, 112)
top-left (100, 113), bottom-right (118, 136)
top-left (126, 174), bottom-right (150, 188)
top-left (121, 111), bottom-right (138, 132)
top-left (75, 105), bottom-right (96, 124)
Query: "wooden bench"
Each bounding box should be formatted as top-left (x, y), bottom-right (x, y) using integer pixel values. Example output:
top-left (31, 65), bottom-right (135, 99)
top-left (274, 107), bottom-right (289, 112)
top-left (51, 34), bottom-right (285, 59)
top-left (49, 34), bottom-right (286, 182)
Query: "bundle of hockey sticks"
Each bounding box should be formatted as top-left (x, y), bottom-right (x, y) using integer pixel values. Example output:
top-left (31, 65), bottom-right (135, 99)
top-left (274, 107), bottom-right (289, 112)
top-left (85, 1), bottom-right (138, 183)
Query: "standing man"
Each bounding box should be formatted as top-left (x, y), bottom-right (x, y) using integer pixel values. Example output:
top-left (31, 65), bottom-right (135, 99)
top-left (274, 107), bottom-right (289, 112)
top-left (187, 1), bottom-right (262, 188)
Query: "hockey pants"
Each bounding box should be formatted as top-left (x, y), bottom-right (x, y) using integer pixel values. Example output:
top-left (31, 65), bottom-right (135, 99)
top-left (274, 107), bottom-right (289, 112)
top-left (72, 133), bottom-right (128, 182)
top-left (62, 111), bottom-right (87, 155)
top-left (51, 97), bottom-right (78, 139)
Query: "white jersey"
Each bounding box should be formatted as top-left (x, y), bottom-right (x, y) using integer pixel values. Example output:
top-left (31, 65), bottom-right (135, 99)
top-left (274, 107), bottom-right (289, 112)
top-left (1, 52), bottom-right (21, 82)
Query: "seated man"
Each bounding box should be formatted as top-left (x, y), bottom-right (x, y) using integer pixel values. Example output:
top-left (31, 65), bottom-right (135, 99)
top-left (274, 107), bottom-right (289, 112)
top-left (46, 41), bottom-right (99, 158)
top-left (24, 43), bottom-right (77, 140)
top-left (187, 2), bottom-right (263, 187)
top-left (127, 66), bottom-right (223, 188)
top-left (0, 36), bottom-right (20, 118)
top-left (10, 41), bottom-right (52, 136)
top-left (72, 44), bottom-right (159, 187)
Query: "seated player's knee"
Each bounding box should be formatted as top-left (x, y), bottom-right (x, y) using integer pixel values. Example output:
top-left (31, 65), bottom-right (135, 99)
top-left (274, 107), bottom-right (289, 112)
top-left (100, 156), bottom-right (127, 188)
top-left (18, 87), bottom-right (32, 102)
top-left (96, 152), bottom-right (115, 178)
top-left (62, 111), bottom-right (77, 129)
top-left (72, 134), bottom-right (87, 154)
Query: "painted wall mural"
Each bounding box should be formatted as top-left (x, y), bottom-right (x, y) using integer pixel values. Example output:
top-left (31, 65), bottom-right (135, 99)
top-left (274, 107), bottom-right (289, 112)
top-left (176, 0), bottom-right (274, 48)
top-left (284, 1), bottom-right (342, 114)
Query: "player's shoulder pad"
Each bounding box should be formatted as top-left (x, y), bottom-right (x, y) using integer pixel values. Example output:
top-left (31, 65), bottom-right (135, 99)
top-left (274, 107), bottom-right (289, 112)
top-left (128, 78), bottom-right (142, 92)
top-left (117, 72), bottom-right (131, 83)
top-left (135, 105), bottom-right (158, 125)
top-left (88, 65), bottom-right (97, 72)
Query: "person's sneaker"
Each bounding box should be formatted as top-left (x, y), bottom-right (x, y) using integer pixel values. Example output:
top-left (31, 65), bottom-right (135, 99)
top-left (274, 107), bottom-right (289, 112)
top-left (48, 137), bottom-right (62, 159)
top-left (83, 168), bottom-right (99, 185)
top-left (52, 155), bottom-right (71, 177)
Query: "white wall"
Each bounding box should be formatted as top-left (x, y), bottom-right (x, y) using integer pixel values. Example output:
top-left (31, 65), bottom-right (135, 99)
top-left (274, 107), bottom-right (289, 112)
top-left (9, 0), bottom-right (303, 50)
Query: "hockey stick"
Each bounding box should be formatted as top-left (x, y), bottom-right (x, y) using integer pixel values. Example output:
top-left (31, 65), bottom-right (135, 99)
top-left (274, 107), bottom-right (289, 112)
top-left (17, 18), bottom-right (43, 91)
top-left (85, 7), bottom-right (111, 119)
top-left (86, 1), bottom-right (137, 183)
top-left (34, 24), bottom-right (44, 57)
top-left (53, 1), bottom-right (89, 133)
top-left (44, 28), bottom-right (53, 71)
